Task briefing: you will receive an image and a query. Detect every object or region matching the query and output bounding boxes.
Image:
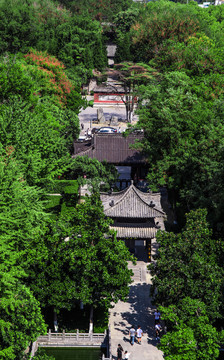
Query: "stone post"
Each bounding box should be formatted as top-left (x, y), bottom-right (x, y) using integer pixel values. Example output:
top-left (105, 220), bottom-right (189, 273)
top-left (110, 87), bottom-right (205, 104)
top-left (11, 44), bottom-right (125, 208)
top-left (97, 108), bottom-right (105, 123)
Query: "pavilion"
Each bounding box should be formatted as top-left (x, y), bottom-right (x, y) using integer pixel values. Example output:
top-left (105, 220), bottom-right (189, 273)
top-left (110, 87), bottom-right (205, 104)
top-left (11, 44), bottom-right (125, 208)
top-left (100, 181), bottom-right (166, 261)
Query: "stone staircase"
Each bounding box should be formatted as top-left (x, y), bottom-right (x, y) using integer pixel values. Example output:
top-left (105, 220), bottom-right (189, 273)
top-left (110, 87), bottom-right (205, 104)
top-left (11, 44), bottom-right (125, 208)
top-left (129, 266), bottom-right (142, 283)
top-left (128, 261), bottom-right (147, 283)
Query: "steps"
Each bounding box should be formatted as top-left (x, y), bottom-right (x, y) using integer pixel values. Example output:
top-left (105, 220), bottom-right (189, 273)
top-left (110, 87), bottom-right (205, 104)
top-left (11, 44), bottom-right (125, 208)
top-left (129, 266), bottom-right (142, 283)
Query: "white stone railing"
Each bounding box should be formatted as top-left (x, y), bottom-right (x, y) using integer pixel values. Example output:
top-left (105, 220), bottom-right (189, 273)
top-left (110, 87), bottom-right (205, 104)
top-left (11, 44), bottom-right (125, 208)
top-left (37, 329), bottom-right (106, 345)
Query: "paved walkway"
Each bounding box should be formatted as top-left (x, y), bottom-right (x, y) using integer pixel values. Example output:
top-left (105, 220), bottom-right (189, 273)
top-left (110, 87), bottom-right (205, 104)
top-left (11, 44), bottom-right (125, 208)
top-left (109, 262), bottom-right (164, 360)
top-left (78, 104), bottom-right (138, 135)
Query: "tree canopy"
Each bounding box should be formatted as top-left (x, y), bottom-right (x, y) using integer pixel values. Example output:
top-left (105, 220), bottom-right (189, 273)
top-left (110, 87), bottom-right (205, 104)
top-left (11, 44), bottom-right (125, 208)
top-left (150, 209), bottom-right (224, 320)
top-left (159, 298), bottom-right (222, 360)
top-left (0, 0), bottom-right (108, 82)
top-left (150, 209), bottom-right (224, 359)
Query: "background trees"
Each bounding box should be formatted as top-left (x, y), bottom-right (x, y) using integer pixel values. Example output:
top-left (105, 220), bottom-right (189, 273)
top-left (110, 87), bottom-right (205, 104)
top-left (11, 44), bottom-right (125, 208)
top-left (58, 0), bottom-right (133, 22)
top-left (0, 0), bottom-right (108, 82)
top-left (113, 2), bottom-right (224, 230)
top-left (135, 71), bottom-right (224, 227)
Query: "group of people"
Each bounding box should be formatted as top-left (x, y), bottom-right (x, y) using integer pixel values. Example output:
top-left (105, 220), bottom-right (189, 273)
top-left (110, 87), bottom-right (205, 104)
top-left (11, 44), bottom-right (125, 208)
top-left (117, 345), bottom-right (130, 360)
top-left (129, 325), bottom-right (143, 345)
top-left (154, 309), bottom-right (163, 340)
top-left (116, 325), bottom-right (143, 360)
top-left (116, 311), bottom-right (163, 359)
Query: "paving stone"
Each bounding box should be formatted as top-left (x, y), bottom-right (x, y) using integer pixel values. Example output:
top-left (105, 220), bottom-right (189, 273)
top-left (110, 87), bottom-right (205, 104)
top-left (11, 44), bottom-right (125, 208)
top-left (109, 262), bottom-right (164, 360)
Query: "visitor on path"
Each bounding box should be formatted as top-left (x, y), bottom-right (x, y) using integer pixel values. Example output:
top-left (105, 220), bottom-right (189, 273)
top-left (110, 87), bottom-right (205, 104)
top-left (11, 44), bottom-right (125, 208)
top-left (129, 325), bottom-right (136, 346)
top-left (81, 123), bottom-right (84, 130)
top-left (155, 323), bottom-right (162, 340)
top-left (136, 325), bottom-right (143, 344)
top-left (117, 344), bottom-right (123, 360)
top-left (124, 350), bottom-right (130, 359)
top-left (154, 309), bottom-right (161, 324)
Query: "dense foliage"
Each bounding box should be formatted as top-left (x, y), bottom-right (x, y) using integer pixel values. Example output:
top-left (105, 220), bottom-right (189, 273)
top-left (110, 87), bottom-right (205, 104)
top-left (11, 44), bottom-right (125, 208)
top-left (150, 209), bottom-right (224, 319)
top-left (159, 298), bottom-right (223, 360)
top-left (114, 1), bottom-right (224, 230)
top-left (0, 1), bottom-right (132, 355)
top-left (1, 0), bottom-right (224, 358)
top-left (0, 0), bottom-right (107, 81)
top-left (57, 0), bottom-right (133, 21)
top-left (150, 210), bottom-right (224, 359)
top-left (112, 2), bottom-right (224, 357)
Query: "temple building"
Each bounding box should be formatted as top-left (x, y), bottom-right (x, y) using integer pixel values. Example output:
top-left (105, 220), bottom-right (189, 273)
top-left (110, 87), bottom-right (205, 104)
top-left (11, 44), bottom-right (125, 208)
top-left (73, 133), bottom-right (148, 189)
top-left (100, 181), bottom-right (166, 261)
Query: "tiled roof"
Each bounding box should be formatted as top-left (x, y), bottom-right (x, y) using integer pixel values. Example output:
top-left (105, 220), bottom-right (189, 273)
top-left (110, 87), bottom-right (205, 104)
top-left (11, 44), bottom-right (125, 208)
top-left (100, 183), bottom-right (165, 218)
top-left (73, 134), bottom-right (146, 164)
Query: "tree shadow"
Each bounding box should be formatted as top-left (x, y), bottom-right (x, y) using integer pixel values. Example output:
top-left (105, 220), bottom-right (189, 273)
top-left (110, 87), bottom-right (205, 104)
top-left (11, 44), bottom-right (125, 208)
top-left (116, 283), bottom-right (158, 345)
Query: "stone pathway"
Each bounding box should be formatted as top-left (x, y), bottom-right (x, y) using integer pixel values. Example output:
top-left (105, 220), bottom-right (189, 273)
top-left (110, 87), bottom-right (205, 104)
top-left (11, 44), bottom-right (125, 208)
top-left (109, 262), bottom-right (164, 360)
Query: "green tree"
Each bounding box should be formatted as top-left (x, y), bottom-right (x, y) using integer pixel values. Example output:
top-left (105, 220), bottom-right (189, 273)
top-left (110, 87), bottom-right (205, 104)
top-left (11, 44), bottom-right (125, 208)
top-left (105, 62), bottom-right (156, 122)
top-left (0, 153), bottom-right (47, 255)
top-left (136, 71), bottom-right (224, 227)
top-left (0, 281), bottom-right (46, 360)
top-left (70, 193), bottom-right (135, 331)
top-left (159, 298), bottom-right (221, 360)
top-left (63, 0), bottom-right (133, 22)
top-left (0, 99), bottom-right (75, 185)
top-left (0, 241), bottom-right (46, 360)
top-left (150, 209), bottom-right (224, 320)
top-left (28, 193), bottom-right (134, 332)
top-left (159, 327), bottom-right (197, 360)
top-left (0, 0), bottom-right (107, 80)
top-left (70, 156), bottom-right (118, 190)
top-left (113, 7), bottom-right (139, 63)
top-left (130, 1), bottom-right (200, 63)
top-left (151, 33), bottom-right (224, 76)
top-left (113, 7), bottom-right (140, 34)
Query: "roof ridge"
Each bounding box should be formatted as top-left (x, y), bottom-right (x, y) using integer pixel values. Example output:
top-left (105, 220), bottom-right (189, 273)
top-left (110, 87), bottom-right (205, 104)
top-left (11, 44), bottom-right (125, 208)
top-left (133, 186), bottom-right (165, 215)
top-left (105, 184), bottom-right (164, 215)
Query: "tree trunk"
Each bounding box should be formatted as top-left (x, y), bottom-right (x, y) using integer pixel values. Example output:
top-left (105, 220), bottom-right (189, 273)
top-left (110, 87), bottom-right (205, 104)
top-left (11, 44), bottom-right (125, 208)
top-left (89, 305), bottom-right (94, 333)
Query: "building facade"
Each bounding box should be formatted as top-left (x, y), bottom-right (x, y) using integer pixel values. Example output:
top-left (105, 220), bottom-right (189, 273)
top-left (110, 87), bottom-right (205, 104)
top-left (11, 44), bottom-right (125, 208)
top-left (100, 181), bottom-right (166, 261)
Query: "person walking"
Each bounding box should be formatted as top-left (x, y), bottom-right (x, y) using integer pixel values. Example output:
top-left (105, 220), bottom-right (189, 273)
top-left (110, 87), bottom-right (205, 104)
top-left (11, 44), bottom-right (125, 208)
top-left (136, 325), bottom-right (143, 344)
top-left (155, 323), bottom-right (162, 340)
top-left (154, 309), bottom-right (161, 324)
top-left (129, 325), bottom-right (136, 346)
top-left (117, 344), bottom-right (123, 360)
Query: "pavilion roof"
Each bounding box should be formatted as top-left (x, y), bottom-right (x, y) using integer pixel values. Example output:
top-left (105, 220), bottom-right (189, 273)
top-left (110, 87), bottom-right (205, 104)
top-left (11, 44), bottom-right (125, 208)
top-left (100, 183), bottom-right (165, 218)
